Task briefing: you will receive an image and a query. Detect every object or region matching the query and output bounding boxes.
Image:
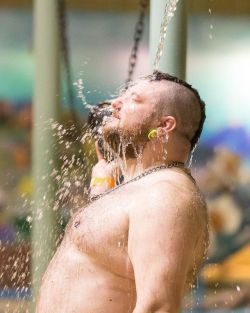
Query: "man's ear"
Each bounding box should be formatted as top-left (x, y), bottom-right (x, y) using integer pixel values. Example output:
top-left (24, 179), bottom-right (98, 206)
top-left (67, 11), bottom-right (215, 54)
top-left (161, 116), bottom-right (177, 132)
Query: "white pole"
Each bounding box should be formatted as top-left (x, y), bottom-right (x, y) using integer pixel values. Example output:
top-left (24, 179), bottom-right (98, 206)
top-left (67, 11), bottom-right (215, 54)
top-left (32, 0), bottom-right (60, 308)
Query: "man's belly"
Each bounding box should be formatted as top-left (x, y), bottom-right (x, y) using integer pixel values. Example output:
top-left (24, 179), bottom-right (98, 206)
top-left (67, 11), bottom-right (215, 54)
top-left (36, 240), bottom-right (136, 313)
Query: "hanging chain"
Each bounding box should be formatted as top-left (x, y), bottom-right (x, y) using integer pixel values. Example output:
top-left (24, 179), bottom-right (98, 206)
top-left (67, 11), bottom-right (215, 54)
top-left (58, 0), bottom-right (80, 131)
top-left (59, 0), bottom-right (148, 102)
top-left (154, 0), bottom-right (179, 70)
top-left (58, 0), bottom-right (148, 122)
top-left (125, 0), bottom-right (149, 85)
top-left (57, 0), bottom-right (87, 170)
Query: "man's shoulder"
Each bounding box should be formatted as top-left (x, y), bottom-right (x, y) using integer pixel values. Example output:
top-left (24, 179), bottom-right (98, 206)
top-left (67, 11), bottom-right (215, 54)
top-left (146, 171), bottom-right (202, 202)
top-left (132, 171), bottom-right (207, 220)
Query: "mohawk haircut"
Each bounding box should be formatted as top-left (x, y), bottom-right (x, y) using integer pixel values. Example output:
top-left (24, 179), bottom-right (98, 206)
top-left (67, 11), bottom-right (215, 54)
top-left (145, 71), bottom-right (206, 151)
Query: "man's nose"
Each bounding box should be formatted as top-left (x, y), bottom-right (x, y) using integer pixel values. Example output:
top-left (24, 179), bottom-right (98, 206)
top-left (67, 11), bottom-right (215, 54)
top-left (111, 98), bottom-right (123, 111)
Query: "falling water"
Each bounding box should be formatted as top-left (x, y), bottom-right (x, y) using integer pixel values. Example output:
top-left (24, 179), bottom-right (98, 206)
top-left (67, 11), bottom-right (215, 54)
top-left (188, 144), bottom-right (198, 168)
top-left (154, 0), bottom-right (180, 70)
top-left (73, 78), bottom-right (86, 104)
top-left (208, 7), bottom-right (213, 40)
top-left (72, 61), bottom-right (93, 111)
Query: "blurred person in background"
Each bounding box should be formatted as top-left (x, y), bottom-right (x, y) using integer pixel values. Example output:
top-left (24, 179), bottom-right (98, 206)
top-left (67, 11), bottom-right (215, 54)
top-left (195, 147), bottom-right (250, 310)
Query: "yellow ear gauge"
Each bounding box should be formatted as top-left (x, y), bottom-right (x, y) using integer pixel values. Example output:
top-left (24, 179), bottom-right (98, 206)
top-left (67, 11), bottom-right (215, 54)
top-left (148, 129), bottom-right (157, 140)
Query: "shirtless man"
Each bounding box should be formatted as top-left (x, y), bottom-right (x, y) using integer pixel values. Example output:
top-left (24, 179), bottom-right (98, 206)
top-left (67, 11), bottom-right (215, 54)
top-left (36, 71), bottom-right (208, 313)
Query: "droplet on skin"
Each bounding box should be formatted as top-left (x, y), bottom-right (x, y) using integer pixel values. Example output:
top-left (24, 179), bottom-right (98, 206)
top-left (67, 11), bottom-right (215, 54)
top-left (236, 285), bottom-right (241, 292)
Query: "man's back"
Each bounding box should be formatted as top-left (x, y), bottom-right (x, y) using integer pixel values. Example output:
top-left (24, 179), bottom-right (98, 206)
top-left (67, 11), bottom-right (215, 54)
top-left (36, 168), bottom-right (208, 313)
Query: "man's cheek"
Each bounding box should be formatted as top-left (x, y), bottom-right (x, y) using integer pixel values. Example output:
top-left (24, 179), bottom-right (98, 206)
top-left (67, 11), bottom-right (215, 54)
top-left (123, 121), bottom-right (145, 136)
top-left (125, 102), bottom-right (136, 113)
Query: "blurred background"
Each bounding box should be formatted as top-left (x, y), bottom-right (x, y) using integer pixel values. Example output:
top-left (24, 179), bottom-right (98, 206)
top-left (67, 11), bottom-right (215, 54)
top-left (0, 0), bottom-right (250, 312)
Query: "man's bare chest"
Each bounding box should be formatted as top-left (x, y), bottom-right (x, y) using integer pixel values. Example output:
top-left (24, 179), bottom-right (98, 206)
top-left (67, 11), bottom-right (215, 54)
top-left (65, 191), bottom-right (135, 277)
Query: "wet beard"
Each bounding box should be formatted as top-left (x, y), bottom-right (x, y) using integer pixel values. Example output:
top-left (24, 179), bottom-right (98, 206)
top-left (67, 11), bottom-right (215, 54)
top-left (103, 126), bottom-right (148, 159)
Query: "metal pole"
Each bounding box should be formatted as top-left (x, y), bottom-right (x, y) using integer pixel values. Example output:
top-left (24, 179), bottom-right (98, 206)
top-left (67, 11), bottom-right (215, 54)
top-left (32, 0), bottom-right (60, 309)
top-left (150, 0), bottom-right (187, 79)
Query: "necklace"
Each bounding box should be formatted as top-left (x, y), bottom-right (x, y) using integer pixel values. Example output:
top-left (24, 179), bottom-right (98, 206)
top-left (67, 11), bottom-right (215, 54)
top-left (90, 161), bottom-right (185, 202)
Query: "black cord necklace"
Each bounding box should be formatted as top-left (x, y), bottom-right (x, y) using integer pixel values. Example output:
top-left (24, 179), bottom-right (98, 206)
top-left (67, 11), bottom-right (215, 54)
top-left (90, 161), bottom-right (185, 202)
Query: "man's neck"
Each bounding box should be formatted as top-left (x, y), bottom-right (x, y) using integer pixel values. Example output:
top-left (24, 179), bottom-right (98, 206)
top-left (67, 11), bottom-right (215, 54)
top-left (119, 141), bottom-right (186, 181)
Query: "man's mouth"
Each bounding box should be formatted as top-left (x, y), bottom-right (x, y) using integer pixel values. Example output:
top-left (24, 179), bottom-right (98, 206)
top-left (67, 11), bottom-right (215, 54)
top-left (112, 110), bottom-right (120, 120)
top-left (102, 113), bottom-right (120, 125)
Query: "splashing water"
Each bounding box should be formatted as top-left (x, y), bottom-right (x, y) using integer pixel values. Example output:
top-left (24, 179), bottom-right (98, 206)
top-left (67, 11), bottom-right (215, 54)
top-left (50, 120), bottom-right (96, 210)
top-left (154, 0), bottom-right (180, 70)
top-left (188, 143), bottom-right (198, 168)
top-left (208, 0), bottom-right (214, 40)
top-left (73, 78), bottom-right (85, 103)
top-left (208, 7), bottom-right (213, 40)
top-left (72, 60), bottom-right (94, 111)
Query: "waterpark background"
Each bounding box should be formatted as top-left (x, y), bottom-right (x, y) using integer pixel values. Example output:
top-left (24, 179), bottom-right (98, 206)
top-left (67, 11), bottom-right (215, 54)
top-left (1, 1), bottom-right (250, 312)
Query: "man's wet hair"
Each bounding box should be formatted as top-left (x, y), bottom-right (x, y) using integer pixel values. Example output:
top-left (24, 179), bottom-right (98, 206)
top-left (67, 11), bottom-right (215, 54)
top-left (145, 70), bottom-right (206, 151)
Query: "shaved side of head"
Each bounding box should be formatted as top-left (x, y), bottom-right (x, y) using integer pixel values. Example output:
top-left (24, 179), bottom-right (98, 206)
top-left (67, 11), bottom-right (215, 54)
top-left (143, 71), bottom-right (206, 150)
top-left (156, 81), bottom-right (202, 143)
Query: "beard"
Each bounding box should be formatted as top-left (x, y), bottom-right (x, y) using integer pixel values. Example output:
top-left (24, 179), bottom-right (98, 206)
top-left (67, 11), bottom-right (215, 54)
top-left (102, 120), bottom-right (150, 159)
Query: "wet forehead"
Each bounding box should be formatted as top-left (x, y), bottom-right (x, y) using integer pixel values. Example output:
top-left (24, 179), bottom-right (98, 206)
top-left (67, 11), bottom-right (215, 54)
top-left (125, 79), bottom-right (166, 101)
top-left (126, 80), bottom-right (162, 97)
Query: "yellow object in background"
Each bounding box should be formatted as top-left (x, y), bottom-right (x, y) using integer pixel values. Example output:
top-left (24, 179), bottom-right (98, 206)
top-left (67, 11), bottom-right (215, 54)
top-left (202, 244), bottom-right (250, 284)
top-left (18, 175), bottom-right (32, 197)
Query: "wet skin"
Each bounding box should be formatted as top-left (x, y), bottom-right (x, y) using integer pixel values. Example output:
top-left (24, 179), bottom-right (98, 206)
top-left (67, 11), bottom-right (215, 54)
top-left (36, 169), bottom-right (208, 313)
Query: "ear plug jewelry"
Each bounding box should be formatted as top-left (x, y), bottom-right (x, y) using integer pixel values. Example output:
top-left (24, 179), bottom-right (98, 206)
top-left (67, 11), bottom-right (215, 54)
top-left (148, 129), bottom-right (157, 140)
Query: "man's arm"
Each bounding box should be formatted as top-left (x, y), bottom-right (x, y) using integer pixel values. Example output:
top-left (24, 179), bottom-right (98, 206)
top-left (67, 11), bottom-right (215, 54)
top-left (128, 182), bottom-right (200, 313)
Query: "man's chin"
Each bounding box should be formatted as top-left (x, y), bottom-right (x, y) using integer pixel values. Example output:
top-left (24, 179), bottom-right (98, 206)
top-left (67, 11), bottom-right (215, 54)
top-left (103, 132), bottom-right (118, 150)
top-left (102, 127), bottom-right (120, 154)
top-left (102, 127), bottom-right (147, 159)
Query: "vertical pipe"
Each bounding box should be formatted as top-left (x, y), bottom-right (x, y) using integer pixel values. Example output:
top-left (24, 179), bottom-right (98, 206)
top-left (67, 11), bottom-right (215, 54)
top-left (32, 0), bottom-right (60, 308)
top-left (150, 0), bottom-right (187, 79)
